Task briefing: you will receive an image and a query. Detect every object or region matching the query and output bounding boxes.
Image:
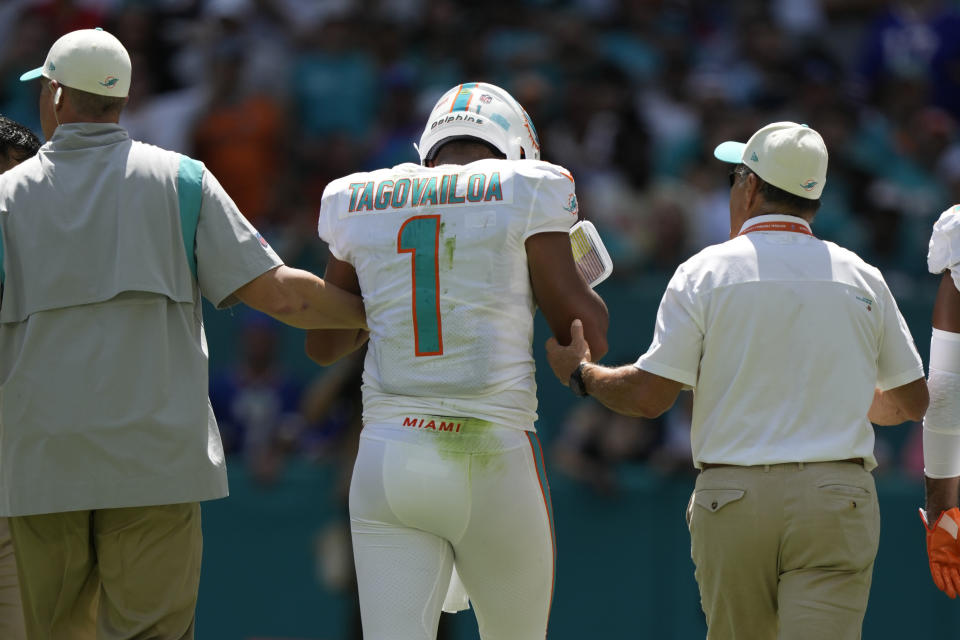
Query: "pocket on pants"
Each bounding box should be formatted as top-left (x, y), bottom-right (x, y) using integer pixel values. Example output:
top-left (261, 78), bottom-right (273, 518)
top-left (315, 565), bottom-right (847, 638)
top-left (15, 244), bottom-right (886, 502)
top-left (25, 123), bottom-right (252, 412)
top-left (807, 478), bottom-right (879, 570)
top-left (817, 483), bottom-right (871, 499)
top-left (815, 479), bottom-right (875, 518)
top-left (694, 489), bottom-right (745, 512)
top-left (687, 489), bottom-right (745, 530)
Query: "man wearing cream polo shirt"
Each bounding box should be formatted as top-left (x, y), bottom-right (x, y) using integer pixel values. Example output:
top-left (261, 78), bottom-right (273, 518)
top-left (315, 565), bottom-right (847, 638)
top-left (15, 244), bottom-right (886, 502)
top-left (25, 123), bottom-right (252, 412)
top-left (546, 122), bottom-right (929, 639)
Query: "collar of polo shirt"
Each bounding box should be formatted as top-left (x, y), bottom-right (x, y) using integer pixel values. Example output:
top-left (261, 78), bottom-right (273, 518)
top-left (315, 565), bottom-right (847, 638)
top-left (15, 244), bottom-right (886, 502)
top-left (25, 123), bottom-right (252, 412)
top-left (737, 213), bottom-right (813, 236)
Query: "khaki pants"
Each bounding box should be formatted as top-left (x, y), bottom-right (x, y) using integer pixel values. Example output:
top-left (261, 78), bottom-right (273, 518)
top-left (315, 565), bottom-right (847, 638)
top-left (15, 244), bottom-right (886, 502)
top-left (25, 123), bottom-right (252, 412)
top-left (0, 518), bottom-right (27, 639)
top-left (8, 503), bottom-right (202, 640)
top-left (687, 461), bottom-right (880, 640)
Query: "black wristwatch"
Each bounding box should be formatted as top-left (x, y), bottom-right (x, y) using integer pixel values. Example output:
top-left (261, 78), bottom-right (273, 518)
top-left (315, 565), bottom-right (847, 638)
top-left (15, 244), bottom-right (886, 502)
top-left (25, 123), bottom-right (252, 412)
top-left (569, 362), bottom-right (589, 397)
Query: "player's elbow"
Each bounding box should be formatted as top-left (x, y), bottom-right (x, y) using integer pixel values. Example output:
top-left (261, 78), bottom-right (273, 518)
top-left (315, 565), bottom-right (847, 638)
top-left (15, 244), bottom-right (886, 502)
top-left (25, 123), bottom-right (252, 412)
top-left (305, 331), bottom-right (341, 366)
top-left (902, 391), bottom-right (930, 422)
top-left (306, 347), bottom-right (338, 367)
top-left (893, 378), bottom-right (930, 423)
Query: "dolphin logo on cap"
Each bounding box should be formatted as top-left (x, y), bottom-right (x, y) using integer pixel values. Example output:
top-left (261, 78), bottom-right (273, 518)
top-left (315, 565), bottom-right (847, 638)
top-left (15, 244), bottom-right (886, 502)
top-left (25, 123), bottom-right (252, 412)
top-left (98, 76), bottom-right (119, 88)
top-left (800, 179), bottom-right (818, 191)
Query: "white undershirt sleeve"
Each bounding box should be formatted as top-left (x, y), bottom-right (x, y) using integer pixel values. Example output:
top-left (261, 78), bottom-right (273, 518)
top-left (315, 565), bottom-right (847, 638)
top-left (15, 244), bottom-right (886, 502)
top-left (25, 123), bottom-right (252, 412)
top-left (924, 328), bottom-right (960, 479)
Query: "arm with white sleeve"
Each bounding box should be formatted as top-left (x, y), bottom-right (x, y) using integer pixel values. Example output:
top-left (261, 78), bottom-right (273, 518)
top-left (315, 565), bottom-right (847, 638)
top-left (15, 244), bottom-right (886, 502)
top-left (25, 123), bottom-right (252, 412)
top-left (921, 207), bottom-right (960, 598)
top-left (925, 273), bottom-right (960, 511)
top-left (925, 210), bottom-right (960, 517)
top-left (920, 272), bottom-right (960, 598)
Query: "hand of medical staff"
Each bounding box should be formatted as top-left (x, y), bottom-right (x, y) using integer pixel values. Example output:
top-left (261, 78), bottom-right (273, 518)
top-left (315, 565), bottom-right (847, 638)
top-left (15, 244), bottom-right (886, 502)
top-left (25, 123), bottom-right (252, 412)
top-left (545, 319), bottom-right (591, 385)
top-left (920, 507), bottom-right (960, 598)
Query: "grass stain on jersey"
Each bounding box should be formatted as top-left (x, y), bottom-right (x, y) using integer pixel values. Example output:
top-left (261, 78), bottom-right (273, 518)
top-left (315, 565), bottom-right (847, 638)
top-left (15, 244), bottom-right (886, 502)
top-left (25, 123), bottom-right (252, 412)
top-left (403, 415), bottom-right (509, 465)
top-left (444, 236), bottom-right (457, 269)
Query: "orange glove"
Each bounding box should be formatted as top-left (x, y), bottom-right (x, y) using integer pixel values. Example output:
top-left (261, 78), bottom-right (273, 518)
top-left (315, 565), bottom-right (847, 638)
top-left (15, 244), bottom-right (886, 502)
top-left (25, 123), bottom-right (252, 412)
top-left (920, 507), bottom-right (960, 598)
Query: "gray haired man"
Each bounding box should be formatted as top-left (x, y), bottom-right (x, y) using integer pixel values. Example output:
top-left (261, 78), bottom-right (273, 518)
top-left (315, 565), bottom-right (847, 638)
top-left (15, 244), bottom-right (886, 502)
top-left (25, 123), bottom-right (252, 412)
top-left (546, 122), bottom-right (928, 639)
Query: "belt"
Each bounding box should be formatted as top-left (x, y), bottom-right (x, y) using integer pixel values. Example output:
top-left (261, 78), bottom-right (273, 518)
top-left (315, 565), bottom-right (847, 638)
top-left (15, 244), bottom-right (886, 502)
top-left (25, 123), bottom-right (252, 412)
top-left (700, 457), bottom-right (865, 470)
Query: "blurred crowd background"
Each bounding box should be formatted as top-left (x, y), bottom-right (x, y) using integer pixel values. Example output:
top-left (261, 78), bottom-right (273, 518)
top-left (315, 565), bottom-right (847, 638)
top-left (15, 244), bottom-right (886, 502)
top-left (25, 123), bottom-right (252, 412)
top-left (2, 0), bottom-right (958, 636)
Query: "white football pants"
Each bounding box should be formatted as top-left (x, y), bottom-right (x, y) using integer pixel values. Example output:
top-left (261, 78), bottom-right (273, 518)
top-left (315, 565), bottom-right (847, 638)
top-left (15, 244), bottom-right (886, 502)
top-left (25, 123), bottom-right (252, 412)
top-left (349, 420), bottom-right (555, 640)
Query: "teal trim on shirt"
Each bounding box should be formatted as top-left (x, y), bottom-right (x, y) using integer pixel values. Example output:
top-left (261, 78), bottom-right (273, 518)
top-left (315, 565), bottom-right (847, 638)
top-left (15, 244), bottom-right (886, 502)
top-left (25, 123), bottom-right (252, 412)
top-left (177, 156), bottom-right (203, 280)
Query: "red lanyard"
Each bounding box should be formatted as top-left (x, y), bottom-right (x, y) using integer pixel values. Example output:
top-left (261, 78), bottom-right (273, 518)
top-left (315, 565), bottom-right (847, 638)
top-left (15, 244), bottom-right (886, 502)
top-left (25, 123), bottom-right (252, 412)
top-left (739, 221), bottom-right (813, 236)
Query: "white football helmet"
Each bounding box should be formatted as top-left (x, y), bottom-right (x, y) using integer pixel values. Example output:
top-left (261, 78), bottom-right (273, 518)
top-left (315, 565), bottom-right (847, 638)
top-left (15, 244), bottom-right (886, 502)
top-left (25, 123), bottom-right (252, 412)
top-left (417, 82), bottom-right (541, 164)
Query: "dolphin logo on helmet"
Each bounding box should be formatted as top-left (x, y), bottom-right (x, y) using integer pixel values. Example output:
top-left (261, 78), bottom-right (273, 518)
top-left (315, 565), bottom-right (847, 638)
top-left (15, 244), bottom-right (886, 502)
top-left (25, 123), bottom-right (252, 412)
top-left (416, 82), bottom-right (541, 164)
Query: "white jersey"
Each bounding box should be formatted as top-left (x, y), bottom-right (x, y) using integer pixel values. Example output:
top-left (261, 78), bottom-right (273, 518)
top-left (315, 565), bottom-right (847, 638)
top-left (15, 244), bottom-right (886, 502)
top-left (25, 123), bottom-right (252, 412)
top-left (636, 214), bottom-right (924, 470)
top-left (318, 158), bottom-right (579, 429)
top-left (929, 204), bottom-right (960, 291)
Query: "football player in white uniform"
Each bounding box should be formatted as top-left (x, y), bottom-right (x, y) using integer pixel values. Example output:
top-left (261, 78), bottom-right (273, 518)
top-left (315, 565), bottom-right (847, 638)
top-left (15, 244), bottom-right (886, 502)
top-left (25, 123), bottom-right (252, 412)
top-left (922, 205), bottom-right (960, 598)
top-left (306, 82), bottom-right (608, 640)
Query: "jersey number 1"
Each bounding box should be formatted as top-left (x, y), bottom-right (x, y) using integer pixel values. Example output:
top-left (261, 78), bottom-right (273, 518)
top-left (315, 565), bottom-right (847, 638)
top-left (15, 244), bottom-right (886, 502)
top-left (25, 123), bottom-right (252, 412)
top-left (397, 215), bottom-right (443, 356)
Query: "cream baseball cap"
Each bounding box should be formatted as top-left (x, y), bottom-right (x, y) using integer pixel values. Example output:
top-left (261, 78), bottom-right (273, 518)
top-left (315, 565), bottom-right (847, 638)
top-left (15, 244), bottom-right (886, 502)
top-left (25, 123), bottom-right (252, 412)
top-left (19, 28), bottom-right (130, 98)
top-left (714, 121), bottom-right (828, 200)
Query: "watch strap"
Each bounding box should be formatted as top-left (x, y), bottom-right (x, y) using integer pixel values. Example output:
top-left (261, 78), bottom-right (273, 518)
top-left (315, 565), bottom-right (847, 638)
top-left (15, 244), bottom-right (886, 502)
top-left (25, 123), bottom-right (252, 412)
top-left (569, 362), bottom-right (589, 397)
